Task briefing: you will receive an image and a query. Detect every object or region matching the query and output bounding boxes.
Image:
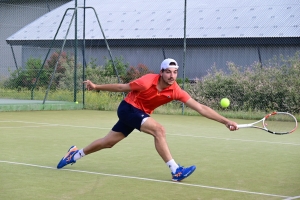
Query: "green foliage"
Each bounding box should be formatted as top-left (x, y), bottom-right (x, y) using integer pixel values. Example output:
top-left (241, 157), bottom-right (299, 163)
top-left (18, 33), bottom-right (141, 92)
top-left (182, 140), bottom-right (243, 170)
top-left (4, 51), bottom-right (72, 90)
top-left (45, 52), bottom-right (69, 89)
top-left (2, 51), bottom-right (300, 114)
top-left (4, 57), bottom-right (43, 89)
top-left (186, 52), bottom-right (300, 113)
top-left (102, 57), bottom-right (153, 83)
top-left (84, 91), bottom-right (123, 110)
top-left (103, 56), bottom-right (129, 78)
top-left (176, 78), bottom-right (189, 84)
top-left (4, 52), bottom-right (125, 92)
top-left (122, 64), bottom-right (153, 83)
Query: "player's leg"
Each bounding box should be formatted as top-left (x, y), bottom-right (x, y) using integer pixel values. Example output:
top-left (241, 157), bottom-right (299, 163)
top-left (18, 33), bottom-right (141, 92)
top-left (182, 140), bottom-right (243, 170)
top-left (140, 117), bottom-right (172, 162)
top-left (140, 117), bottom-right (196, 181)
top-left (82, 130), bottom-right (125, 155)
top-left (57, 101), bottom-right (131, 169)
top-left (57, 130), bottom-right (125, 169)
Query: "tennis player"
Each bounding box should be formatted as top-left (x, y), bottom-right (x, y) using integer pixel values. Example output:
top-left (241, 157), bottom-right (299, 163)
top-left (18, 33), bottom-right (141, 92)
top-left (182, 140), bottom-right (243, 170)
top-left (57, 58), bottom-right (238, 181)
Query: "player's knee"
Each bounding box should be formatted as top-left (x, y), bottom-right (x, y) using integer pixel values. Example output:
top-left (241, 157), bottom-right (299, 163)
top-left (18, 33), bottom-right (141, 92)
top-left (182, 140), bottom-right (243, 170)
top-left (154, 124), bottom-right (166, 138)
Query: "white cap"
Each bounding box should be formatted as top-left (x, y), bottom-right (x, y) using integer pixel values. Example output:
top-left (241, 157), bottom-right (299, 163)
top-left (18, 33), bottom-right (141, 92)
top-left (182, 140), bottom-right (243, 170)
top-left (160, 58), bottom-right (179, 70)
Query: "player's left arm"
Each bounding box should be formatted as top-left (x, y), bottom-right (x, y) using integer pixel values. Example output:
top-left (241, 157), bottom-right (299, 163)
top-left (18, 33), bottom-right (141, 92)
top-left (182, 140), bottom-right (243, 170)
top-left (185, 98), bottom-right (238, 131)
top-left (84, 79), bottom-right (131, 92)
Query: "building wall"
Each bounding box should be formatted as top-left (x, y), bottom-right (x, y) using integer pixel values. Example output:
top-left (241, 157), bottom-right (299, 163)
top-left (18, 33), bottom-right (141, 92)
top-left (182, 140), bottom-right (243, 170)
top-left (0, 0), bottom-right (70, 78)
top-left (21, 44), bottom-right (299, 79)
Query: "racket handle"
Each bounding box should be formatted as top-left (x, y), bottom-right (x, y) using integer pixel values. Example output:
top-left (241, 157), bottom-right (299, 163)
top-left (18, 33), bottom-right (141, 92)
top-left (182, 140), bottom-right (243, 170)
top-left (237, 124), bottom-right (252, 128)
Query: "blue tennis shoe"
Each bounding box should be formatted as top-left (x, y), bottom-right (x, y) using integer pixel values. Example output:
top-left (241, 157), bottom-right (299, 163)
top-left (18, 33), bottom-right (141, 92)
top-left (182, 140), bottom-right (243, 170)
top-left (57, 145), bottom-right (78, 169)
top-left (171, 165), bottom-right (196, 181)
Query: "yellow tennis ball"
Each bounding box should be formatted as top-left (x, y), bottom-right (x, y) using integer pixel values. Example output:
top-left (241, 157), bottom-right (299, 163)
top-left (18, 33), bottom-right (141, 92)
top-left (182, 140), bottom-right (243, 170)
top-left (75, 101), bottom-right (78, 104)
top-left (220, 98), bottom-right (230, 108)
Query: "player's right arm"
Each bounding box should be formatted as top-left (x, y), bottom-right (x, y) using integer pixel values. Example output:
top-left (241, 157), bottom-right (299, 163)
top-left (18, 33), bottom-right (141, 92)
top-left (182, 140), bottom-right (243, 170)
top-left (185, 98), bottom-right (238, 131)
top-left (83, 80), bottom-right (131, 92)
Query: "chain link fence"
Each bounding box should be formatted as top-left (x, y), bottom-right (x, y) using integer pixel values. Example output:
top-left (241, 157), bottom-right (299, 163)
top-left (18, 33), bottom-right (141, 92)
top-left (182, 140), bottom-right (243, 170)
top-left (0, 0), bottom-right (299, 114)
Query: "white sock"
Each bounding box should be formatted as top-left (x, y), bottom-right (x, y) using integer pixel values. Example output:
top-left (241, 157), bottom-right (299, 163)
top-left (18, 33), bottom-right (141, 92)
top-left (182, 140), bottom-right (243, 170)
top-left (73, 149), bottom-right (85, 161)
top-left (166, 159), bottom-right (179, 174)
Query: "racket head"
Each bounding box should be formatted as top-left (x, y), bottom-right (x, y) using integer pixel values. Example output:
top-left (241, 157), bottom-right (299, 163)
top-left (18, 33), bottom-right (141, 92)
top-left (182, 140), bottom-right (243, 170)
top-left (263, 112), bottom-right (298, 135)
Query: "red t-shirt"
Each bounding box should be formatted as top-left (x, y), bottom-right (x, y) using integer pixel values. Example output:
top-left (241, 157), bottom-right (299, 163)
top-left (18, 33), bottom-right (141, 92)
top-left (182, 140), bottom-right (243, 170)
top-left (124, 74), bottom-right (191, 114)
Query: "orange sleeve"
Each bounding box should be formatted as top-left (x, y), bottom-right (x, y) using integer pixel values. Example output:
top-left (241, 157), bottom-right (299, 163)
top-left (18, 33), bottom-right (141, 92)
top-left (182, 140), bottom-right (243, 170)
top-left (173, 83), bottom-right (191, 103)
top-left (176, 89), bottom-right (191, 103)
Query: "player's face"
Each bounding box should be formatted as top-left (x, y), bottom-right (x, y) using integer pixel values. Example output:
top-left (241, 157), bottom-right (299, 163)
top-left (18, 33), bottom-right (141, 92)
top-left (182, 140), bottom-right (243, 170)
top-left (160, 68), bottom-right (178, 85)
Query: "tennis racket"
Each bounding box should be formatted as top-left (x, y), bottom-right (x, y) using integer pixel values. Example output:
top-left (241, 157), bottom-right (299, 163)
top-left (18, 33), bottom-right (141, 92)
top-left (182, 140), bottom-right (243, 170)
top-left (236, 112), bottom-right (298, 135)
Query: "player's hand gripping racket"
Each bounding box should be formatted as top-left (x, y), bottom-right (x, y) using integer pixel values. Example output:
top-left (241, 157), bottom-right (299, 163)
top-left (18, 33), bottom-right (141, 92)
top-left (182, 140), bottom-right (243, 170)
top-left (236, 112), bottom-right (298, 135)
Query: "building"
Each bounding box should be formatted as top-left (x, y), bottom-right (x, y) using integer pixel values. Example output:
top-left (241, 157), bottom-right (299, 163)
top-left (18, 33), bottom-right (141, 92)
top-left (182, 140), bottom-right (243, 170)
top-left (0, 0), bottom-right (71, 77)
top-left (3, 0), bottom-right (300, 79)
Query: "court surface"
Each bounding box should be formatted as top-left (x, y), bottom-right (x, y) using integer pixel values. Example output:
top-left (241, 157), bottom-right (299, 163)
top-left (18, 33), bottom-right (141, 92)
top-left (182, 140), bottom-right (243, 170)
top-left (0, 99), bottom-right (81, 111)
top-left (0, 110), bottom-right (299, 200)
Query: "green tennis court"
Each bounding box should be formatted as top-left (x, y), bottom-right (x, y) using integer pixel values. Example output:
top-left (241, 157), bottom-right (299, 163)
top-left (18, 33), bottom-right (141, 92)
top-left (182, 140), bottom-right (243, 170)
top-left (0, 99), bottom-right (82, 112)
top-left (1, 110), bottom-right (299, 200)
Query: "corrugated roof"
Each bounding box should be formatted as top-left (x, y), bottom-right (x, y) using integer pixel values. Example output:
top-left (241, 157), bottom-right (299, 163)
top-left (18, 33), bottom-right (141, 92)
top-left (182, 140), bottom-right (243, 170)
top-left (6, 0), bottom-right (300, 42)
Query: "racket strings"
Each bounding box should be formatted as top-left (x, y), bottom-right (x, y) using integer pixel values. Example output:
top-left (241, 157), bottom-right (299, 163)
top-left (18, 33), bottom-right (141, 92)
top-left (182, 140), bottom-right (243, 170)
top-left (264, 113), bottom-right (298, 134)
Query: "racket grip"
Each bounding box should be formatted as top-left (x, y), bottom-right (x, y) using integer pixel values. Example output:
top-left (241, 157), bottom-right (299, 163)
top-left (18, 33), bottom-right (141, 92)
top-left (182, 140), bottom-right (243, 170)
top-left (237, 124), bottom-right (251, 128)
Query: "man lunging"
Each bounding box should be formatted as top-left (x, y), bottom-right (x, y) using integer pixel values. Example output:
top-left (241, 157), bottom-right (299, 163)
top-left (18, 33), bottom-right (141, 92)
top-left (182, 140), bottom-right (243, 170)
top-left (57, 58), bottom-right (238, 181)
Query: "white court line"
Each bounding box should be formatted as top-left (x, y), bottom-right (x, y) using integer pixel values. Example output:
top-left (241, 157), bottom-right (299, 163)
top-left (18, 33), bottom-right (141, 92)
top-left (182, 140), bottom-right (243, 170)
top-left (284, 196), bottom-right (300, 200)
top-left (0, 124), bottom-right (58, 128)
top-left (1, 120), bottom-right (300, 146)
top-left (0, 160), bottom-right (291, 199)
top-left (0, 120), bottom-right (109, 129)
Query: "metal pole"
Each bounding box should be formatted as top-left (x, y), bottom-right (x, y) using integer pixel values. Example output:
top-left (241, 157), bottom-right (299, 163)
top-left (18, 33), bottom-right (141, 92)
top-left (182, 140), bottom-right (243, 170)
top-left (31, 8), bottom-right (75, 100)
top-left (74, 0), bottom-right (78, 102)
top-left (88, 7), bottom-right (125, 98)
top-left (10, 45), bottom-right (19, 74)
top-left (257, 46), bottom-right (263, 68)
top-left (182, 0), bottom-right (187, 115)
top-left (82, 0), bottom-right (86, 107)
top-left (161, 46), bottom-right (166, 59)
top-left (43, 8), bottom-right (76, 104)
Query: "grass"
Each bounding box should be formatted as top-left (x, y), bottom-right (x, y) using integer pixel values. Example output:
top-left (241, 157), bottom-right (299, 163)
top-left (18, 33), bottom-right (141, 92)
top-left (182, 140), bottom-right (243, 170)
top-left (1, 110), bottom-right (300, 200)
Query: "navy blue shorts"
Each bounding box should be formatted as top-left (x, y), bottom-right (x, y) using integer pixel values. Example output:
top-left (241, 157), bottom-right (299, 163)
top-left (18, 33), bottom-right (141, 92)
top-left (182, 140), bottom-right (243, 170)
top-left (112, 100), bottom-right (150, 137)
